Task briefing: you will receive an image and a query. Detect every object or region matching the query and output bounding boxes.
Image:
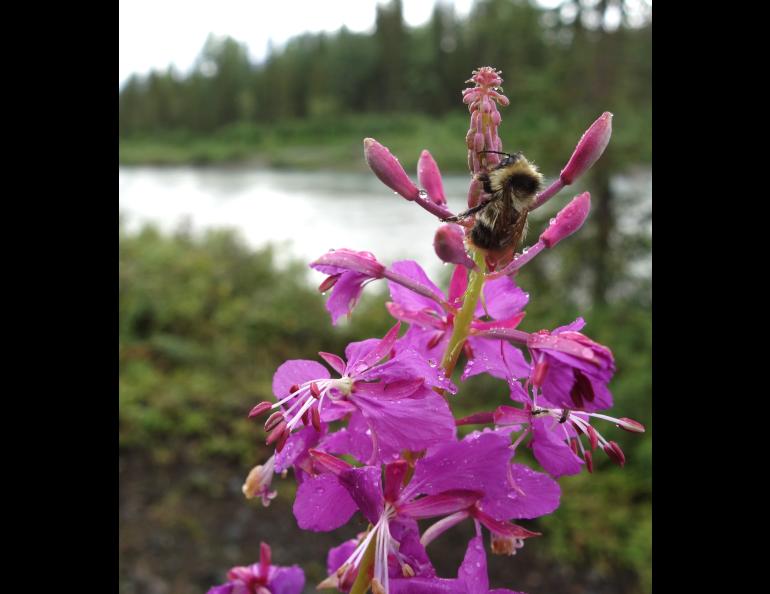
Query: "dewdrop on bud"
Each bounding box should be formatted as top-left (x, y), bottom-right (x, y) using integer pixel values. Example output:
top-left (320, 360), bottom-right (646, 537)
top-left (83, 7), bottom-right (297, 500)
top-left (417, 150), bottom-right (447, 205)
top-left (434, 224), bottom-right (475, 269)
top-left (540, 192), bottom-right (591, 248)
top-left (560, 112), bottom-right (613, 185)
top-left (364, 138), bottom-right (420, 201)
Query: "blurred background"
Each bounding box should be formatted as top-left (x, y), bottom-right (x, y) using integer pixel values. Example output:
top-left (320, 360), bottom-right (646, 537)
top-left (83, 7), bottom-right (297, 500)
top-left (119, 1), bottom-right (651, 593)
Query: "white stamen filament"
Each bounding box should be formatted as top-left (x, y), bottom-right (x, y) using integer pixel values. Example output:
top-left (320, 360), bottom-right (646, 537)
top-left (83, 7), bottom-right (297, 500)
top-left (420, 510), bottom-right (470, 547)
top-left (272, 376), bottom-right (354, 431)
top-left (569, 412), bottom-right (611, 449)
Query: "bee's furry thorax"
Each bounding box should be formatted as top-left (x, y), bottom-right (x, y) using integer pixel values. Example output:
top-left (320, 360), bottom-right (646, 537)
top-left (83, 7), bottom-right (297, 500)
top-left (469, 153), bottom-right (543, 255)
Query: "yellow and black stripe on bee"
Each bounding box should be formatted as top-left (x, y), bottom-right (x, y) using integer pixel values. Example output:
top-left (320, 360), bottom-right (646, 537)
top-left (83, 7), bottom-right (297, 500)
top-left (470, 152), bottom-right (543, 254)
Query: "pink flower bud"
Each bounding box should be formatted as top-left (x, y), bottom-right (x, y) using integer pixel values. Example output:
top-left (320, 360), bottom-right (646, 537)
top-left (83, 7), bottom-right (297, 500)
top-left (417, 150), bottom-right (447, 205)
top-left (467, 178), bottom-right (483, 208)
top-left (560, 112), bottom-right (613, 185)
top-left (434, 224), bottom-right (475, 269)
top-left (311, 248), bottom-right (385, 278)
top-left (363, 138), bottom-right (420, 200)
top-left (539, 192), bottom-right (591, 248)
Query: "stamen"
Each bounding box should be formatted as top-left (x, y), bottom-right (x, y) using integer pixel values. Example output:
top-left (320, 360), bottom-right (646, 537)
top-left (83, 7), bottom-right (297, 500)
top-left (420, 510), bottom-right (470, 547)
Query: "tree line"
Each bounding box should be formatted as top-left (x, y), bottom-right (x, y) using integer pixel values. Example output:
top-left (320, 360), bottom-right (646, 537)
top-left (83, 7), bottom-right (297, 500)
top-left (119, 0), bottom-right (651, 148)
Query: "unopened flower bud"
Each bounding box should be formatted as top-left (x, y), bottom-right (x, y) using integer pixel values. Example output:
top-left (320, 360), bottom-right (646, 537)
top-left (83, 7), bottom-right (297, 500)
top-left (467, 177), bottom-right (483, 208)
top-left (417, 150), bottom-right (446, 205)
top-left (540, 192), bottom-right (591, 248)
top-left (434, 224), bottom-right (475, 269)
top-left (311, 249), bottom-right (386, 278)
top-left (364, 138), bottom-right (420, 200)
top-left (560, 112), bottom-right (613, 185)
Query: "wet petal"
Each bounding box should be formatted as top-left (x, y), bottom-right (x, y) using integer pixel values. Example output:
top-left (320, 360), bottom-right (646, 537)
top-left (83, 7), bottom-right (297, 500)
top-left (531, 417), bottom-right (584, 478)
top-left (339, 466), bottom-right (384, 525)
top-left (387, 260), bottom-right (445, 313)
top-left (318, 352), bottom-right (346, 375)
top-left (272, 360), bottom-right (330, 399)
top-left (540, 356), bottom-right (613, 412)
top-left (366, 348), bottom-right (457, 393)
top-left (389, 518), bottom-right (436, 578)
top-left (325, 271), bottom-right (371, 325)
top-left (393, 326), bottom-right (448, 362)
top-left (553, 317), bottom-right (585, 334)
top-left (457, 536), bottom-right (489, 594)
top-left (318, 412), bottom-right (373, 464)
top-left (348, 323), bottom-right (401, 376)
top-left (390, 577), bottom-right (465, 594)
top-left (269, 566), bottom-right (305, 594)
top-left (397, 490), bottom-right (482, 519)
top-left (462, 338), bottom-right (528, 382)
top-left (353, 384), bottom-right (456, 461)
top-left (275, 426), bottom-right (323, 473)
top-left (293, 473), bottom-right (357, 531)
top-left (475, 276), bottom-right (529, 320)
top-left (327, 538), bottom-right (358, 575)
top-left (496, 464), bottom-right (561, 519)
top-left (448, 263), bottom-right (469, 303)
top-left (404, 431), bottom-right (511, 504)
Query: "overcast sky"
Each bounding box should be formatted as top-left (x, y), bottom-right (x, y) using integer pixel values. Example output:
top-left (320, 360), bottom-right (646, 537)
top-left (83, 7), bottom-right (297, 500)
top-left (119, 0), bottom-right (493, 86)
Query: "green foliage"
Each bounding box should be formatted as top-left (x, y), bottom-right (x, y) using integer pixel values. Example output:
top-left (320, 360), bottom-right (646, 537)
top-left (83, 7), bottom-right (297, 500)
top-left (119, 0), bottom-right (651, 172)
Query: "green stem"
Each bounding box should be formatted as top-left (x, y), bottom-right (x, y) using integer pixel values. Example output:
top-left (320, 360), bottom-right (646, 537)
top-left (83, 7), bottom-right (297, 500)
top-left (439, 250), bottom-right (487, 375)
top-left (349, 533), bottom-right (376, 594)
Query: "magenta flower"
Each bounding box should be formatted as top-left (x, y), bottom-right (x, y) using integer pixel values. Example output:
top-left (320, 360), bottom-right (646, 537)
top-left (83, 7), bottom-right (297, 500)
top-left (493, 402), bottom-right (642, 478)
top-left (294, 430), bottom-right (549, 592)
top-left (527, 318), bottom-right (616, 412)
top-left (385, 261), bottom-right (529, 379)
top-left (234, 65), bottom-right (644, 594)
top-left (311, 248), bottom-right (454, 324)
top-left (249, 323), bottom-right (456, 462)
top-left (452, 334), bottom-right (643, 478)
top-left (294, 453), bottom-right (481, 593)
top-left (207, 542), bottom-right (304, 594)
top-left (311, 248), bottom-right (386, 325)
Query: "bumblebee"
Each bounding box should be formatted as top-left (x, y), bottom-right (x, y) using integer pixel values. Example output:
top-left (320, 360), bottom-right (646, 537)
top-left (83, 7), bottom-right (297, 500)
top-left (445, 151), bottom-right (543, 259)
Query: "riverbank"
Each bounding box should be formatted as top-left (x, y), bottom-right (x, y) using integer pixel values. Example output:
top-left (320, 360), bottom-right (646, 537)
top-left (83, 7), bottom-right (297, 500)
top-left (119, 110), bottom-right (652, 173)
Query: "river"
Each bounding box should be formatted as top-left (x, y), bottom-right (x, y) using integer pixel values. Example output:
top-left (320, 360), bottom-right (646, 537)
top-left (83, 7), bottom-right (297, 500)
top-left (119, 166), bottom-right (651, 279)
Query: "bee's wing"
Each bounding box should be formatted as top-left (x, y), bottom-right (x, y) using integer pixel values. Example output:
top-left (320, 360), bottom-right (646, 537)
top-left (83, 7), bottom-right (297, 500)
top-left (491, 188), bottom-right (528, 252)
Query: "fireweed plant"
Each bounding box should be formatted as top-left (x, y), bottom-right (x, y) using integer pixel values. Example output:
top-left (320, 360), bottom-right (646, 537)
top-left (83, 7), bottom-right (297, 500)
top-left (209, 67), bottom-right (645, 594)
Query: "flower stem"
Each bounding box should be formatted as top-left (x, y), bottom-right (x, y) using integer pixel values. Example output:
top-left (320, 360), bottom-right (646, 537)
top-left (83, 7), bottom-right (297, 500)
top-left (440, 249), bottom-right (487, 374)
top-left (350, 534), bottom-right (376, 594)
